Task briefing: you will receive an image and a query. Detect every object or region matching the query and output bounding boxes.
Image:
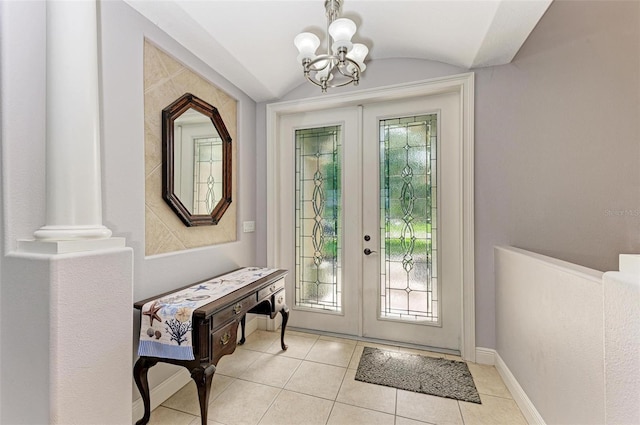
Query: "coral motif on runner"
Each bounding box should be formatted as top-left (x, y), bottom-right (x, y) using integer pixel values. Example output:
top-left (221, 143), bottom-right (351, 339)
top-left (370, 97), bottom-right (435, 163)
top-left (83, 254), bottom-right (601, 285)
top-left (138, 267), bottom-right (278, 360)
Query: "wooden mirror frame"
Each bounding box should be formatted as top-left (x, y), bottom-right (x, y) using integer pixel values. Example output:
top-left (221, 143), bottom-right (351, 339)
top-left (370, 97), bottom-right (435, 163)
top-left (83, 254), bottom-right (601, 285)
top-left (162, 93), bottom-right (232, 226)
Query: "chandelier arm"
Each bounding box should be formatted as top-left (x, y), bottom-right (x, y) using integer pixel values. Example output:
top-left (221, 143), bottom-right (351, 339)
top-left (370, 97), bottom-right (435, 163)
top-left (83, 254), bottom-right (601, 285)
top-left (336, 66), bottom-right (358, 79)
top-left (302, 55), bottom-right (361, 92)
top-left (325, 77), bottom-right (360, 89)
top-left (305, 55), bottom-right (359, 73)
top-left (302, 69), bottom-right (357, 92)
top-left (336, 57), bottom-right (361, 76)
top-left (306, 55), bottom-right (337, 71)
top-left (303, 73), bottom-right (325, 88)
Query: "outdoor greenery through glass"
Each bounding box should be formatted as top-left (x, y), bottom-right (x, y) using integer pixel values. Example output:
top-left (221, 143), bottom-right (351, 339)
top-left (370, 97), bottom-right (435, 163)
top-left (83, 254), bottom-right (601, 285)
top-left (380, 114), bottom-right (438, 322)
top-left (295, 126), bottom-right (342, 312)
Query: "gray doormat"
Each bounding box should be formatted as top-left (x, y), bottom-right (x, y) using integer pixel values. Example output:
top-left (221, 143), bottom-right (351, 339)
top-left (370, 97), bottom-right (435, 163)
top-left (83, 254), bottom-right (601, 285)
top-left (355, 347), bottom-right (481, 404)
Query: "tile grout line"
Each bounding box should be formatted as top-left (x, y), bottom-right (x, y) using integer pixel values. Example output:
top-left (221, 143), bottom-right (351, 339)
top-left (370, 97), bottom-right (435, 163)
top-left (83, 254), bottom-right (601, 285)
top-left (254, 345), bottom-right (307, 425)
top-left (475, 391), bottom-right (515, 401)
top-left (457, 398), bottom-right (467, 425)
top-left (324, 401), bottom-right (337, 425)
top-left (154, 404), bottom-right (199, 422)
top-left (161, 330), bottom-right (527, 424)
top-left (394, 385), bottom-right (399, 420)
top-left (255, 386), bottom-right (284, 425)
top-left (325, 340), bottom-right (359, 424)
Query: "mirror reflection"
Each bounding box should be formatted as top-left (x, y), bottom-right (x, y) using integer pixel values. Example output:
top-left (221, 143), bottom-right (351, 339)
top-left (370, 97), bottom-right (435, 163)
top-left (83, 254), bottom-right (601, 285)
top-left (173, 108), bottom-right (223, 215)
top-left (162, 93), bottom-right (232, 227)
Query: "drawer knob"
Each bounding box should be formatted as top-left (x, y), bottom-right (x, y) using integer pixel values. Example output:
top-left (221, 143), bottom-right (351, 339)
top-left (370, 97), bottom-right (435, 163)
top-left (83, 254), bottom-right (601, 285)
top-left (220, 331), bottom-right (231, 346)
top-left (277, 296), bottom-right (284, 304)
top-left (233, 303), bottom-right (242, 314)
top-left (271, 285), bottom-right (276, 292)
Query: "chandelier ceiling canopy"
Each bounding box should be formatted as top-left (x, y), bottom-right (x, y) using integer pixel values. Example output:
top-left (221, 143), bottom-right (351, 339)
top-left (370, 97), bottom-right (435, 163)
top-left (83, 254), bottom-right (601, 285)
top-left (294, 0), bottom-right (368, 93)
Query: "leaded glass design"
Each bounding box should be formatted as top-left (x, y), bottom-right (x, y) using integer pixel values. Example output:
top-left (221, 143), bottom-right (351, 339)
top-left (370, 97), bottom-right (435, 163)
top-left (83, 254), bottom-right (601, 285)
top-left (379, 115), bottom-right (438, 322)
top-left (295, 126), bottom-right (342, 312)
top-left (193, 137), bottom-right (223, 215)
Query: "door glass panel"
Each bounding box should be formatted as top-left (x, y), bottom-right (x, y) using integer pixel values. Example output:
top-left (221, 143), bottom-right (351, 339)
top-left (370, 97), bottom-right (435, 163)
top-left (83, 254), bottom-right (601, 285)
top-left (379, 115), bottom-right (438, 322)
top-left (193, 137), bottom-right (223, 214)
top-left (295, 126), bottom-right (342, 312)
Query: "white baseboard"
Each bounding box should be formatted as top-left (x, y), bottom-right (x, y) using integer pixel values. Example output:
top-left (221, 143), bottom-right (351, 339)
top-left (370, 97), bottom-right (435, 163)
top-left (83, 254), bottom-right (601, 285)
top-left (131, 367), bottom-right (191, 424)
top-left (474, 347), bottom-right (496, 365)
top-left (473, 347), bottom-right (545, 425)
top-left (493, 350), bottom-right (546, 425)
top-left (257, 311), bottom-right (282, 331)
top-left (131, 315), bottom-right (260, 423)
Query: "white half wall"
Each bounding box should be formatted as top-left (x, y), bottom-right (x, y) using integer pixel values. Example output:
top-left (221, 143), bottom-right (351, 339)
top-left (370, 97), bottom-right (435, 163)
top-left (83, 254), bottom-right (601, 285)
top-left (603, 256), bottom-right (640, 424)
top-left (49, 249), bottom-right (134, 424)
top-left (495, 246), bottom-right (605, 425)
top-left (2, 248), bottom-right (134, 424)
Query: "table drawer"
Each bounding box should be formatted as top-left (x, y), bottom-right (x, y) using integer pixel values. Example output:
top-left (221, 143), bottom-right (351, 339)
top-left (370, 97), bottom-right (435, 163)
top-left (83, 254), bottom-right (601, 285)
top-left (257, 278), bottom-right (285, 301)
top-left (211, 320), bottom-right (239, 364)
top-left (210, 294), bottom-right (255, 329)
top-left (273, 288), bottom-right (286, 312)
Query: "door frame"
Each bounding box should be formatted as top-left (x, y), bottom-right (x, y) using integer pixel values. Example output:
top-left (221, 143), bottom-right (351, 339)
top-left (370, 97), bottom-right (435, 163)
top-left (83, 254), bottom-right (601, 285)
top-left (266, 73), bottom-right (476, 361)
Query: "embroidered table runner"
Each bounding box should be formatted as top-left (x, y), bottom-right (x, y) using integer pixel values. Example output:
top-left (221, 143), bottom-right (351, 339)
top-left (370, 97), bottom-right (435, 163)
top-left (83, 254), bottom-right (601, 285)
top-left (138, 267), bottom-right (278, 360)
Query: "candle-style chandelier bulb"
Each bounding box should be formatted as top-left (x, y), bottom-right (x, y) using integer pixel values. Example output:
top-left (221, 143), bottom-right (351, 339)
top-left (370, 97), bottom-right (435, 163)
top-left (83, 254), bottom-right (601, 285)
top-left (328, 18), bottom-right (356, 53)
top-left (347, 43), bottom-right (369, 70)
top-left (294, 32), bottom-right (321, 62)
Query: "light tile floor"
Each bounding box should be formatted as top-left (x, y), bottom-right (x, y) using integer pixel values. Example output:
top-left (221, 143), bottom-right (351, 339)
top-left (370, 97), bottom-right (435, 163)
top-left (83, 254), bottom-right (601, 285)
top-left (147, 330), bottom-right (528, 425)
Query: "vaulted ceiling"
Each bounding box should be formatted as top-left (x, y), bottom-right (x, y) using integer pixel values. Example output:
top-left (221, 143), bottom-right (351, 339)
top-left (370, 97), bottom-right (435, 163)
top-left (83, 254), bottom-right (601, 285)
top-left (125, 0), bottom-right (552, 102)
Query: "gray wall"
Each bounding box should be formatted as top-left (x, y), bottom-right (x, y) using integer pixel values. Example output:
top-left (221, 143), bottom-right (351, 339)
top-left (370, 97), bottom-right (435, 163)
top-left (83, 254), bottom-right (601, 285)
top-left (100, 1), bottom-right (259, 302)
top-left (100, 0), bottom-right (259, 390)
top-left (258, 0), bottom-right (640, 349)
top-left (474, 0), bottom-right (639, 347)
top-left (1, 0), bottom-right (260, 401)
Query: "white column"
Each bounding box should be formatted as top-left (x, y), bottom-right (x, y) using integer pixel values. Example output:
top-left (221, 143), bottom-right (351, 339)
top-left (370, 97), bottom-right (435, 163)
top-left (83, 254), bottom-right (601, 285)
top-left (34, 0), bottom-right (111, 241)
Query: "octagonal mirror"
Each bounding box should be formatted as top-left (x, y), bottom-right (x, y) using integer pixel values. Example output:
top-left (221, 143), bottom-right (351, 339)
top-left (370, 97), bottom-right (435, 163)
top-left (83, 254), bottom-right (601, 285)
top-left (162, 93), bottom-right (232, 226)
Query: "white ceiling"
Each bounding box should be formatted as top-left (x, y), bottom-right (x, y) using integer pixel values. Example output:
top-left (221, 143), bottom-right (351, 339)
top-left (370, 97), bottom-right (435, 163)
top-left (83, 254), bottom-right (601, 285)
top-left (125, 0), bottom-right (552, 102)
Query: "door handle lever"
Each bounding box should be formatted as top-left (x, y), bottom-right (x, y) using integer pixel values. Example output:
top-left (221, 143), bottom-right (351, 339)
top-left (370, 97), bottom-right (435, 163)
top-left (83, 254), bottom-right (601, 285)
top-left (364, 248), bottom-right (377, 256)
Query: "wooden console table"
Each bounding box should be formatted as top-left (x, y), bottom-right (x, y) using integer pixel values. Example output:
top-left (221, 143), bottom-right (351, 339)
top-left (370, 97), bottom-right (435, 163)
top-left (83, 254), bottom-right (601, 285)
top-left (133, 269), bottom-right (289, 425)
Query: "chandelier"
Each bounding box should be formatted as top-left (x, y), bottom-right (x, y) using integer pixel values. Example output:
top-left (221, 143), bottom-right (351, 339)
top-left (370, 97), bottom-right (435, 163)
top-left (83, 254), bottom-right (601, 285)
top-left (294, 0), bottom-right (368, 92)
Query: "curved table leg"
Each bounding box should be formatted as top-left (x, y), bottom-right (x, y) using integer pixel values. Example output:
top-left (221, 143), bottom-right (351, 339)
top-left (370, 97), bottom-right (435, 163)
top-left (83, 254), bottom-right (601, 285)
top-left (280, 305), bottom-right (289, 351)
top-left (238, 314), bottom-right (247, 345)
top-left (191, 364), bottom-right (216, 424)
top-left (133, 357), bottom-right (158, 425)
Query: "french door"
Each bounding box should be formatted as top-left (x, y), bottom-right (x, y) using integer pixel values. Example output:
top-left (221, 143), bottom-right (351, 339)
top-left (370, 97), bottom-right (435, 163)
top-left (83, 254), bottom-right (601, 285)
top-left (272, 87), bottom-right (467, 352)
top-left (361, 94), bottom-right (461, 350)
top-left (278, 108), bottom-right (362, 336)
